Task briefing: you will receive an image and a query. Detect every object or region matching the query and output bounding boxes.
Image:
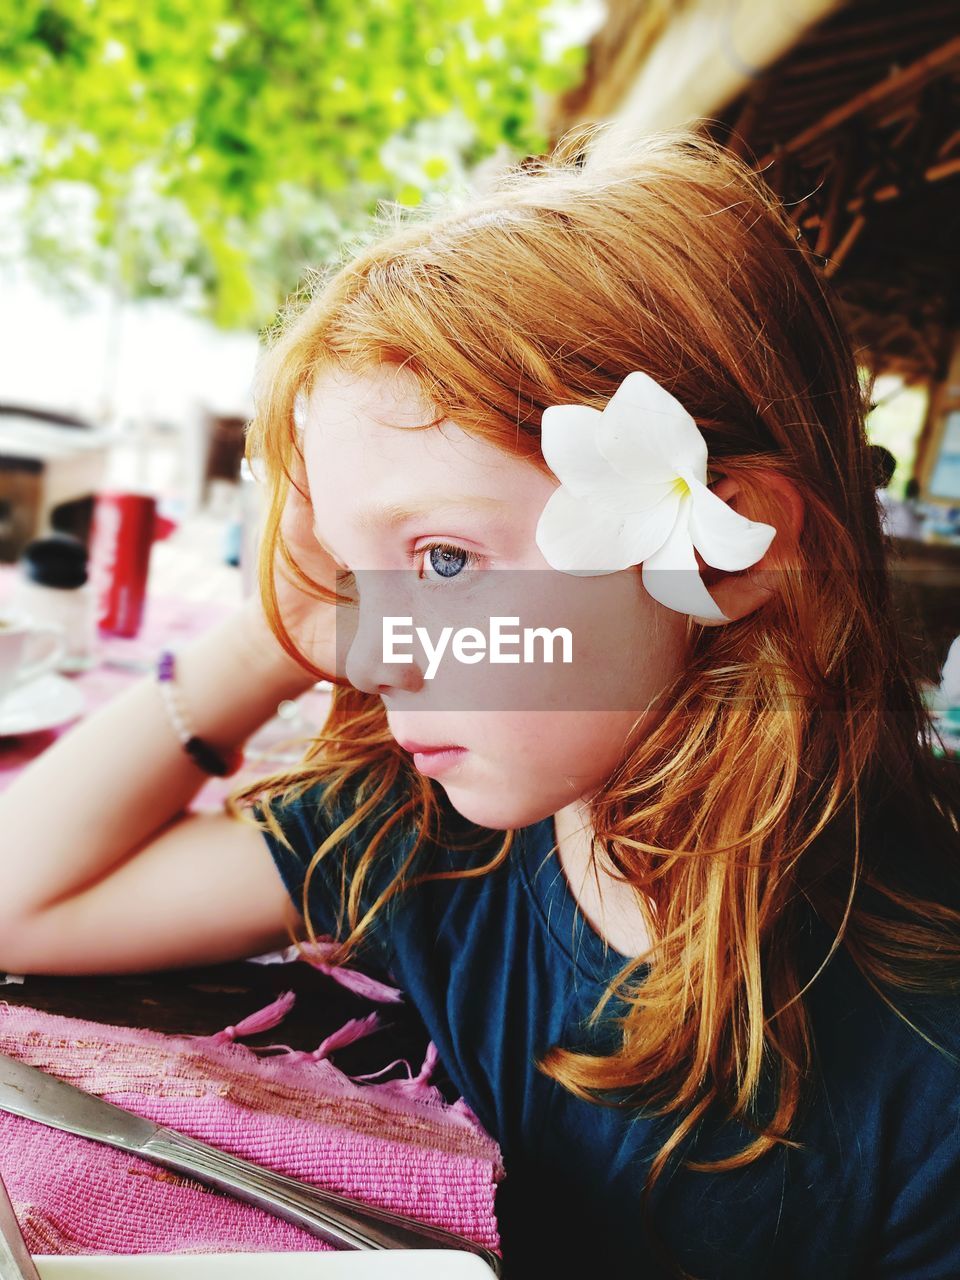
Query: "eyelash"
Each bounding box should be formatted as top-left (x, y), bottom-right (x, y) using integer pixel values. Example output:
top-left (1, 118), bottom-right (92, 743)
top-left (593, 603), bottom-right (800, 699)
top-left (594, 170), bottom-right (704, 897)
top-left (417, 541), bottom-right (483, 582)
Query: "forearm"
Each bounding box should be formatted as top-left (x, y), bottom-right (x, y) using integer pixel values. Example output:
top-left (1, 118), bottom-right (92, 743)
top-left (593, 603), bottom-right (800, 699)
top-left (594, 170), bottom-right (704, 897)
top-left (0, 596), bottom-right (316, 920)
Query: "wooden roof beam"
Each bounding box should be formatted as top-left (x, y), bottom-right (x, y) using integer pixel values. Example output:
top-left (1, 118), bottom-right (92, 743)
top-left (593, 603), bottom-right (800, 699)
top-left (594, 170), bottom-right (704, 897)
top-left (764, 34), bottom-right (960, 163)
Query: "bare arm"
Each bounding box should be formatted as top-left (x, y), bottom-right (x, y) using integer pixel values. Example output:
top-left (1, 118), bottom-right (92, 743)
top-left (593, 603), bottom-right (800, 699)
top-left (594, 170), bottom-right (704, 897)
top-left (0, 595), bottom-right (320, 975)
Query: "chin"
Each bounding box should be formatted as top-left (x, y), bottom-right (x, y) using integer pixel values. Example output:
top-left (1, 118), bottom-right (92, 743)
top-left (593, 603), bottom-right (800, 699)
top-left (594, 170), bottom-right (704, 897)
top-left (437, 782), bottom-right (552, 833)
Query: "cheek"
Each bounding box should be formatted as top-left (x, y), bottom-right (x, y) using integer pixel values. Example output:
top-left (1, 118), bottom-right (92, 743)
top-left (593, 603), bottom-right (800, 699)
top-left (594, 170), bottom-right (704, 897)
top-left (561, 571), bottom-right (687, 712)
top-left (438, 710), bottom-right (643, 829)
top-left (470, 710), bottom-right (642, 786)
top-left (538, 710), bottom-right (642, 782)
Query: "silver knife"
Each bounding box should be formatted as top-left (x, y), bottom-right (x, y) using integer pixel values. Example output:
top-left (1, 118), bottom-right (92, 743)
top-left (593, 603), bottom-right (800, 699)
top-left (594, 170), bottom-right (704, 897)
top-left (0, 1169), bottom-right (42, 1280)
top-left (0, 1052), bottom-right (501, 1275)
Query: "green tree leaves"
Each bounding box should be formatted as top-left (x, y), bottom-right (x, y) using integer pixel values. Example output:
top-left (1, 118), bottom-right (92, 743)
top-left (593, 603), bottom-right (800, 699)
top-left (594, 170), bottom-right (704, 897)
top-left (0, 0), bottom-right (586, 327)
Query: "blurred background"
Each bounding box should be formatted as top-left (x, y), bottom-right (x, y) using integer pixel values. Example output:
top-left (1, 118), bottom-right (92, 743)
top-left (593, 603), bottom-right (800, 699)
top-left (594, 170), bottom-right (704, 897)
top-left (0, 0), bottom-right (957, 664)
top-left (0, 0), bottom-right (600, 601)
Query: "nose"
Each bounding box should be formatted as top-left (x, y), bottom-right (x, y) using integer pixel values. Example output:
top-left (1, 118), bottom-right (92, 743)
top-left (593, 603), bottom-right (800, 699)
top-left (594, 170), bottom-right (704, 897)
top-left (343, 595), bottom-right (427, 697)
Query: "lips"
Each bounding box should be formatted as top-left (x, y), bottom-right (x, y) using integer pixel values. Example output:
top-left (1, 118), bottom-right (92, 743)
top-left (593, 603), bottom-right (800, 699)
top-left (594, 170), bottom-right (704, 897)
top-left (399, 741), bottom-right (468, 779)
top-left (396, 738), bottom-right (462, 754)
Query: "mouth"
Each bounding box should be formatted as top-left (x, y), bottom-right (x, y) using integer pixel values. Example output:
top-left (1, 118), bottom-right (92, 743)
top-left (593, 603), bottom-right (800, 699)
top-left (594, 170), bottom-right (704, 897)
top-left (395, 738), bottom-right (468, 778)
top-left (396, 738), bottom-right (461, 754)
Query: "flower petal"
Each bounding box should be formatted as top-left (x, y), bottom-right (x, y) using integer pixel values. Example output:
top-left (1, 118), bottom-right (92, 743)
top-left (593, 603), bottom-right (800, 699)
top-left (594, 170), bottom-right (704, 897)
top-left (536, 486), bottom-right (640, 574)
top-left (641, 497), bottom-right (727, 621)
top-left (617, 486), bottom-right (682, 566)
top-left (536, 483), bottom-right (681, 574)
top-left (685, 476), bottom-right (777, 571)
top-left (597, 371), bottom-right (708, 485)
top-left (540, 404), bottom-right (613, 498)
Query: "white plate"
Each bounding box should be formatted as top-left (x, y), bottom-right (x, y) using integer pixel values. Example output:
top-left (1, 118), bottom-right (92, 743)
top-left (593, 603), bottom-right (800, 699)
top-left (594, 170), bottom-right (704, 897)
top-left (35, 1252), bottom-right (497, 1279)
top-left (0, 672), bottom-right (85, 736)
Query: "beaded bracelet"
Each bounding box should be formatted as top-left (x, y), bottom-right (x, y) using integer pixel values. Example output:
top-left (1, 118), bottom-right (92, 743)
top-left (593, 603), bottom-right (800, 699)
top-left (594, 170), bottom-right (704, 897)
top-left (156, 649), bottom-right (244, 778)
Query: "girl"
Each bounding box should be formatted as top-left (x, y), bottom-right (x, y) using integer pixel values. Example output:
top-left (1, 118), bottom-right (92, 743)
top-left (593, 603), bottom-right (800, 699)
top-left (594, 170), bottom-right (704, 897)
top-left (2, 127), bottom-right (959, 1279)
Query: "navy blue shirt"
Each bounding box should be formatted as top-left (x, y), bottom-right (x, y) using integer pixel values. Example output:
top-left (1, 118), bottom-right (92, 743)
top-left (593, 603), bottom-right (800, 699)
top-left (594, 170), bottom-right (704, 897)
top-left (259, 776), bottom-right (960, 1279)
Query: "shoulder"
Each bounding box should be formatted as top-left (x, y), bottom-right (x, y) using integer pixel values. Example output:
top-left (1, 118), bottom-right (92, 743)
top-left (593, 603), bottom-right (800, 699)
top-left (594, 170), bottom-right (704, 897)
top-left (801, 802), bottom-right (960, 1090)
top-left (255, 762), bottom-right (424, 870)
top-left (252, 765), bottom-right (508, 945)
top-left (800, 896), bottom-right (960, 1071)
top-left (796, 906), bottom-right (960, 1193)
top-left (252, 763), bottom-right (426, 953)
top-left (817, 959), bottom-right (960, 1275)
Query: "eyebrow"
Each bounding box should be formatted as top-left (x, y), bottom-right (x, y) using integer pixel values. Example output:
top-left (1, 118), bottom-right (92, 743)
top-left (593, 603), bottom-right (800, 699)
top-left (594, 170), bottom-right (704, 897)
top-left (312, 495), bottom-right (508, 558)
top-left (358, 496), bottom-right (506, 529)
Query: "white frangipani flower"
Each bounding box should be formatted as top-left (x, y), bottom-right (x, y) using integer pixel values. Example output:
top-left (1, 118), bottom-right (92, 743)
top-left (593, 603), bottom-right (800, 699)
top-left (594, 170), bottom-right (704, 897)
top-left (534, 371), bottom-right (777, 621)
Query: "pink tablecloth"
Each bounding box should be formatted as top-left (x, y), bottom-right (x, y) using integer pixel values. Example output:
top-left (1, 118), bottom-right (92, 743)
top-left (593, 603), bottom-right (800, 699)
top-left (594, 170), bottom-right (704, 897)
top-left (0, 998), bottom-right (502, 1257)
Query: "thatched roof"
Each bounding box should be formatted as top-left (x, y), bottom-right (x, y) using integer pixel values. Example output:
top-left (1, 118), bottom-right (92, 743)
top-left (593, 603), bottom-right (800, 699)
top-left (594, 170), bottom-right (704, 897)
top-left (548, 0), bottom-right (959, 383)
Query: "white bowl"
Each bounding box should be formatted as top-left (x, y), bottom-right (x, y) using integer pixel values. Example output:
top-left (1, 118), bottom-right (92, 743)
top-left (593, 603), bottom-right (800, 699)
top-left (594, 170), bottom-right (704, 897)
top-left (35, 1251), bottom-right (497, 1279)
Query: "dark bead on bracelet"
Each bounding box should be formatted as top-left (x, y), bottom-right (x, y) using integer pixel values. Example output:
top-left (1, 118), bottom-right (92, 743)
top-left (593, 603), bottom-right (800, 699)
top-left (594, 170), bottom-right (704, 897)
top-left (185, 736), bottom-right (244, 778)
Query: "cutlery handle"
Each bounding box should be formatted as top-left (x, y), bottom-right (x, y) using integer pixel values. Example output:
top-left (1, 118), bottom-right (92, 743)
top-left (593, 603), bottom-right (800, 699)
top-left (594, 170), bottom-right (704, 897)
top-left (0, 1173), bottom-right (42, 1280)
top-left (0, 1230), bottom-right (39, 1280)
top-left (144, 1128), bottom-right (502, 1275)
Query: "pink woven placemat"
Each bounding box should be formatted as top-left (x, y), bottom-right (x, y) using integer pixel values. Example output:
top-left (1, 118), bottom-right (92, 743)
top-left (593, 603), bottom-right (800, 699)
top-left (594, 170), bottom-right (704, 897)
top-left (0, 997), bottom-right (502, 1256)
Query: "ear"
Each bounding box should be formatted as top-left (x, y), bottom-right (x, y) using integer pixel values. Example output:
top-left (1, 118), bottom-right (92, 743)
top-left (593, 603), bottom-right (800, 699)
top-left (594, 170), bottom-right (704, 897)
top-left (696, 471), bottom-right (804, 625)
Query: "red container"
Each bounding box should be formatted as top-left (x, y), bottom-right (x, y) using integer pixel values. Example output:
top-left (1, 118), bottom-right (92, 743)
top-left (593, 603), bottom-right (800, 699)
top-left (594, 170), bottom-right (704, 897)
top-left (89, 491), bottom-right (157, 637)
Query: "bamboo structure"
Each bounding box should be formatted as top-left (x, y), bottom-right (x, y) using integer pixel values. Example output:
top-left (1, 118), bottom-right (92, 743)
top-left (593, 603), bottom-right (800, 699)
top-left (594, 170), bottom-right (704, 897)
top-left (547, 0), bottom-right (959, 394)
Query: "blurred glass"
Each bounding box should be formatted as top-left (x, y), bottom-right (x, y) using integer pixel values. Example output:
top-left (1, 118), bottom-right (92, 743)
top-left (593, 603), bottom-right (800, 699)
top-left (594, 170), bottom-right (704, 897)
top-left (243, 683), bottom-right (334, 767)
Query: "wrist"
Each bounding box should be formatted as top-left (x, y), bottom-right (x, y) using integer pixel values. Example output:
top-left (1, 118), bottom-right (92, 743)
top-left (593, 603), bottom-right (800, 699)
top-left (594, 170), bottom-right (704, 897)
top-left (233, 595), bottom-right (320, 701)
top-left (156, 649), bottom-right (246, 777)
top-left (165, 599), bottom-right (320, 763)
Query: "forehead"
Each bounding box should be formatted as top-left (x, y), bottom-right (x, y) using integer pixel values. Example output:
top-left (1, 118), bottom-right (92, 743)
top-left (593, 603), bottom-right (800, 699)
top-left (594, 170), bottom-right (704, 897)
top-left (300, 363), bottom-right (542, 506)
top-left (303, 362), bottom-right (438, 443)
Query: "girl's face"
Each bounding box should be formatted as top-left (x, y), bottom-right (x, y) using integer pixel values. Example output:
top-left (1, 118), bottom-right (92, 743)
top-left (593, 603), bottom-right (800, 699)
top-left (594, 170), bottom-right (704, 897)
top-left (302, 364), bottom-right (687, 830)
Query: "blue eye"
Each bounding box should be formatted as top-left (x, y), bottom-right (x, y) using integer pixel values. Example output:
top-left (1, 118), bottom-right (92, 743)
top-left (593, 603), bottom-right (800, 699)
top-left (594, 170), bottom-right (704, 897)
top-left (420, 543), bottom-right (481, 581)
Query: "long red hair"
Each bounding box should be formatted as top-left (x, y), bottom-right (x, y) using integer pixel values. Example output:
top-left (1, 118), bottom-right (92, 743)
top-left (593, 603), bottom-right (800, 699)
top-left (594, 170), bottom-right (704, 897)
top-left (236, 124), bottom-right (960, 1274)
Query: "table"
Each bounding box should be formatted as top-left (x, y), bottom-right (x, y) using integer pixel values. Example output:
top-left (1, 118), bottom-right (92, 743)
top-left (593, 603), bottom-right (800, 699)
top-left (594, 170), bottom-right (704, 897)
top-left (0, 961), bottom-right (445, 1093)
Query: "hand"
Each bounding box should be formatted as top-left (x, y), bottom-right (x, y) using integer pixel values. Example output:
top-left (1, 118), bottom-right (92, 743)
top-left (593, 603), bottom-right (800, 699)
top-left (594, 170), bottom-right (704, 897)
top-left (261, 454), bottom-right (344, 683)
